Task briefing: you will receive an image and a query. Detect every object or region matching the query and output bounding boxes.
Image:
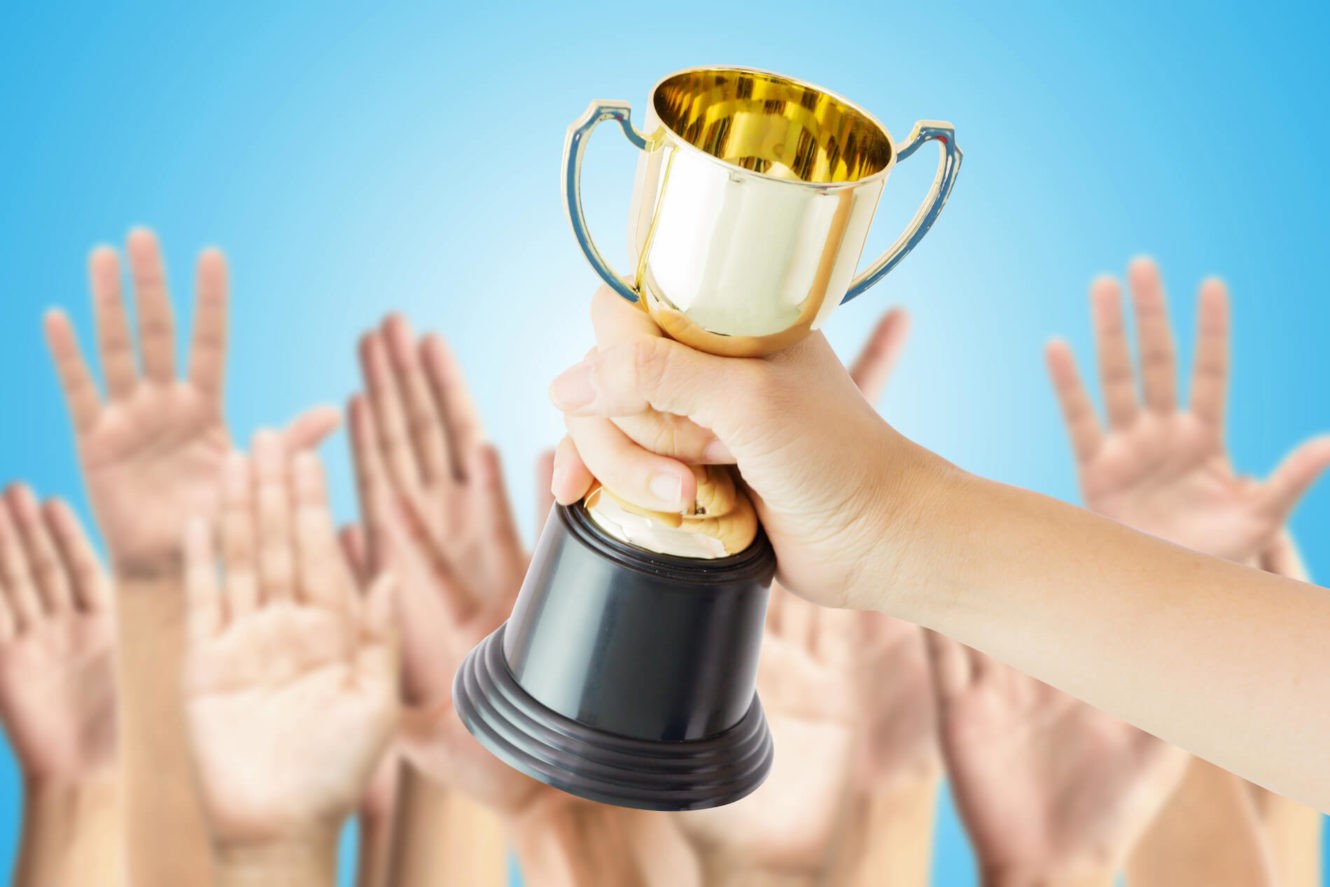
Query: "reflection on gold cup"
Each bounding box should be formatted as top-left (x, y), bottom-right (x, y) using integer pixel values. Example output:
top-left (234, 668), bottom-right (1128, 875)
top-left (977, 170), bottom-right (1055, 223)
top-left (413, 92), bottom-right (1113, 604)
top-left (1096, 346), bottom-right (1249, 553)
top-left (564, 66), bottom-right (962, 357)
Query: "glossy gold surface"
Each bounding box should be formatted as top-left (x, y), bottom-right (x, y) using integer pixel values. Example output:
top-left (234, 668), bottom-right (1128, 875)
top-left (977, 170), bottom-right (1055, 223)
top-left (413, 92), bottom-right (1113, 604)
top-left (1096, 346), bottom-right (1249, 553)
top-left (652, 69), bottom-right (892, 184)
top-left (627, 67), bottom-right (896, 357)
top-left (584, 467), bottom-right (759, 558)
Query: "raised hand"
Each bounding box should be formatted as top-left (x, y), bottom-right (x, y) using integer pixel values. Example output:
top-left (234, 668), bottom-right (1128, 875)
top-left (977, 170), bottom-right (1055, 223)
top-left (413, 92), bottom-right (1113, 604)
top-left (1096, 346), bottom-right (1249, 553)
top-left (675, 590), bottom-right (859, 879)
top-left (350, 317), bottom-right (538, 814)
top-left (1045, 258), bottom-right (1330, 563)
top-left (182, 435), bottom-right (398, 856)
top-left (927, 632), bottom-right (1188, 886)
top-left (0, 486), bottom-right (115, 783)
top-left (0, 488), bottom-right (120, 887)
top-left (42, 228), bottom-right (339, 575)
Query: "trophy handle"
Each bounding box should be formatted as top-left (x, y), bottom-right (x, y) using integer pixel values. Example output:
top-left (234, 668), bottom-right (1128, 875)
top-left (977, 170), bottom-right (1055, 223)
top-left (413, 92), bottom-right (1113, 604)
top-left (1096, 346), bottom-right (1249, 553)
top-left (563, 100), bottom-right (648, 304)
top-left (842, 121), bottom-right (963, 304)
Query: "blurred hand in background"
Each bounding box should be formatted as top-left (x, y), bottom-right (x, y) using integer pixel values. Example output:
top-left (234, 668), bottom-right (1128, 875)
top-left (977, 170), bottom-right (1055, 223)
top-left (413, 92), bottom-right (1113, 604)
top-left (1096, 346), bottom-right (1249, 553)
top-left (0, 486), bottom-right (118, 886)
top-left (1047, 258), bottom-right (1321, 885)
top-left (41, 228), bottom-right (341, 886)
top-left (181, 437), bottom-right (398, 886)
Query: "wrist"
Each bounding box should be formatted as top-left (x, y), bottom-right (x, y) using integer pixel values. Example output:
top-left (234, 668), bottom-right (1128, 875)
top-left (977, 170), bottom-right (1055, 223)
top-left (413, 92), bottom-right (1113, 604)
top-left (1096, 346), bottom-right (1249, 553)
top-left (854, 428), bottom-right (963, 615)
top-left (213, 830), bottom-right (340, 887)
top-left (22, 773), bottom-right (117, 814)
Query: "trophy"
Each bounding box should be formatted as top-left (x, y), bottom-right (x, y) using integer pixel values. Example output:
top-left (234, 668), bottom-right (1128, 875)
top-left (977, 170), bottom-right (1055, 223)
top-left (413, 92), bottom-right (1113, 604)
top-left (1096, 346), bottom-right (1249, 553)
top-left (455, 66), bottom-right (961, 810)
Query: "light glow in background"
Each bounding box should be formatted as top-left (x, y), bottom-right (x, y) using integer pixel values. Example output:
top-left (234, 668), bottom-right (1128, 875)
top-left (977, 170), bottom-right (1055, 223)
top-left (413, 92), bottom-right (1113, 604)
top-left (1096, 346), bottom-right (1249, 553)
top-left (2, 2), bottom-right (1327, 883)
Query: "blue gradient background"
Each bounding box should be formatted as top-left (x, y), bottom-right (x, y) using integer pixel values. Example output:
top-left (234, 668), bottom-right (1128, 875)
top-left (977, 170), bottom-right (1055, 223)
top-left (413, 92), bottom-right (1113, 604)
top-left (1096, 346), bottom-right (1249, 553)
top-left (2, 2), bottom-right (1328, 883)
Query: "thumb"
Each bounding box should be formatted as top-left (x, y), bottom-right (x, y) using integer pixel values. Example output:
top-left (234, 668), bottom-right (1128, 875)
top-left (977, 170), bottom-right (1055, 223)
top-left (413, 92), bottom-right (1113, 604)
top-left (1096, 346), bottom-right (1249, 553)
top-left (1260, 435), bottom-right (1330, 522)
top-left (281, 405), bottom-right (343, 452)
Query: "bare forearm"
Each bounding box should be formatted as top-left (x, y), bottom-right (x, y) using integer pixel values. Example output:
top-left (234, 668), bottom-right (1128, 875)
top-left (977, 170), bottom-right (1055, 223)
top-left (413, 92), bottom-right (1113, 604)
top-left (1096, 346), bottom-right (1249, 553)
top-left (214, 834), bottom-right (339, 887)
top-left (884, 462), bottom-right (1330, 810)
top-left (116, 572), bottom-right (212, 885)
top-left (387, 769), bottom-right (505, 887)
top-left (14, 777), bottom-right (120, 887)
top-left (834, 777), bottom-right (939, 887)
top-left (1128, 758), bottom-right (1274, 886)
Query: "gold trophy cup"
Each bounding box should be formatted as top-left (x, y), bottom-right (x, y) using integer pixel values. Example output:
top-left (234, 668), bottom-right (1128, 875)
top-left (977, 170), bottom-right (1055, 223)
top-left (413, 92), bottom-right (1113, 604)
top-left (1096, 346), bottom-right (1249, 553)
top-left (455, 66), bottom-right (961, 810)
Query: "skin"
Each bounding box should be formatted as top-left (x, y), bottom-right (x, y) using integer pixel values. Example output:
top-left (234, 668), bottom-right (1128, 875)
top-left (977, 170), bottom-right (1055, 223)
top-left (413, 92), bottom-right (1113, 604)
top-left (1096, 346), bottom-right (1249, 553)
top-left (42, 229), bottom-right (339, 886)
top-left (0, 487), bottom-right (119, 887)
top-left (181, 441), bottom-right (398, 886)
top-left (1049, 259), bottom-right (1319, 885)
top-left (928, 633), bottom-right (1188, 886)
top-left (549, 284), bottom-right (1330, 812)
top-left (351, 317), bottom-right (649, 885)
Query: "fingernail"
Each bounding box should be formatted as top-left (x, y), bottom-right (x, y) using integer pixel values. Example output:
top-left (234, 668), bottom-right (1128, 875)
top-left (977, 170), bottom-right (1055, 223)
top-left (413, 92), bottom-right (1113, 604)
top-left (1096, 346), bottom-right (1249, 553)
top-left (703, 439), bottom-right (735, 463)
top-left (549, 362), bottom-right (596, 412)
top-left (649, 472), bottom-right (684, 509)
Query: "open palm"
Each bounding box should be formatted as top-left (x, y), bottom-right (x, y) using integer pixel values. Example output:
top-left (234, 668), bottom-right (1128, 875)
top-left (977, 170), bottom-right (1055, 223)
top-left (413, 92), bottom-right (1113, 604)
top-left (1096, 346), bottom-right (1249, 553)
top-left (43, 230), bottom-right (339, 573)
top-left (0, 488), bottom-right (115, 782)
top-left (182, 436), bottom-right (397, 844)
top-left (928, 633), bottom-right (1188, 881)
top-left (351, 317), bottom-right (539, 815)
top-left (1046, 259), bottom-right (1330, 562)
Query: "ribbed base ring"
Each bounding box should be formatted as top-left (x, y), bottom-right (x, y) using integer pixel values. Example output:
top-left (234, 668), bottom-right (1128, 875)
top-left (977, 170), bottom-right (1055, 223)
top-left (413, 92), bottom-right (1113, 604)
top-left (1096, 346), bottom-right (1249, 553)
top-left (454, 624), bottom-right (774, 811)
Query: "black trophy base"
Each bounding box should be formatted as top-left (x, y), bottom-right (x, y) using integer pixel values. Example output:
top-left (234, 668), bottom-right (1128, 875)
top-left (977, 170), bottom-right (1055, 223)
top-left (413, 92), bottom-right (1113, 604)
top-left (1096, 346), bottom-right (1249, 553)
top-left (455, 623), bottom-right (773, 811)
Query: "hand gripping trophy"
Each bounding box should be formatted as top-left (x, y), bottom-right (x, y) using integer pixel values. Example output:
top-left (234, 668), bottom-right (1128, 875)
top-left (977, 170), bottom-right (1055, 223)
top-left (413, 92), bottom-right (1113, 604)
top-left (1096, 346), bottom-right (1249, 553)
top-left (456, 66), bottom-right (961, 810)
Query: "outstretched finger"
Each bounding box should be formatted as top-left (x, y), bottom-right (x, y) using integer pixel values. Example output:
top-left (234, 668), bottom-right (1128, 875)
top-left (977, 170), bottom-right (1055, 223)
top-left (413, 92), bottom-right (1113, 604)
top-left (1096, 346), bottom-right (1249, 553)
top-left (184, 517), bottom-right (223, 642)
top-left (7, 485), bottom-right (72, 613)
top-left (43, 500), bottom-right (110, 612)
top-left (421, 334), bottom-right (485, 481)
top-left (280, 405), bottom-right (342, 453)
top-left (253, 430), bottom-right (296, 604)
top-left (1259, 435), bottom-right (1330, 524)
top-left (293, 451), bottom-right (356, 615)
top-left (360, 332), bottom-right (422, 491)
top-left (188, 248), bottom-right (229, 400)
top-left (385, 316), bottom-right (449, 485)
top-left (349, 396), bottom-right (390, 574)
top-left (89, 245), bottom-right (137, 399)
top-left (43, 311), bottom-right (103, 434)
top-left (1127, 257), bottom-right (1177, 413)
top-left (848, 308), bottom-right (910, 404)
top-left (220, 453), bottom-right (259, 619)
top-left (1044, 339), bottom-right (1102, 463)
top-left (0, 501), bottom-right (41, 631)
top-left (1090, 276), bottom-right (1138, 429)
top-left (126, 228), bottom-right (178, 384)
top-left (1189, 277), bottom-right (1230, 428)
